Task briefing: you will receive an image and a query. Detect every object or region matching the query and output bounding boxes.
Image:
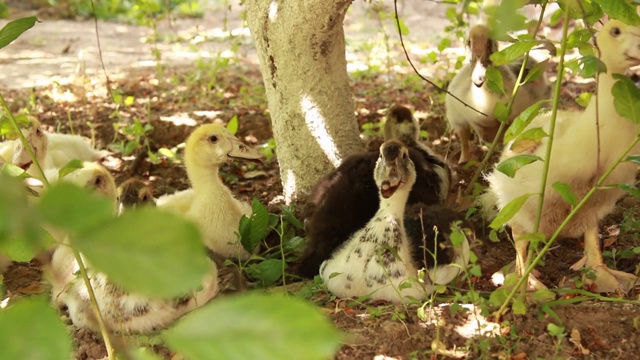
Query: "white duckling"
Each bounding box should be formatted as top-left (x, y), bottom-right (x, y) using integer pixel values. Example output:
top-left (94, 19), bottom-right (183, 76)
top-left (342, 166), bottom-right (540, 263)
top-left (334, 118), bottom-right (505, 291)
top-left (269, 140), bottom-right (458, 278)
top-left (446, 24), bottom-right (550, 163)
top-left (48, 164), bottom-right (219, 333)
top-left (485, 20), bottom-right (640, 294)
top-left (320, 140), bottom-right (471, 303)
top-left (1, 117), bottom-right (107, 177)
top-left (156, 124), bottom-right (264, 260)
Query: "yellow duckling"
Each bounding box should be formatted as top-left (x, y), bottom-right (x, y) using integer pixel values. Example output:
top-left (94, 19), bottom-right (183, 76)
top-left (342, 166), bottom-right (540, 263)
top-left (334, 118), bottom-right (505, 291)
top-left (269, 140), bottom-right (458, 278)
top-left (156, 124), bottom-right (264, 260)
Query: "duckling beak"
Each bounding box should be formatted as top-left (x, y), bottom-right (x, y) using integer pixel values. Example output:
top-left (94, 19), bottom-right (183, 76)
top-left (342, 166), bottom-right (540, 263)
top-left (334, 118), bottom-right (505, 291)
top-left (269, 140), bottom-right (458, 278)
top-left (471, 61), bottom-right (487, 88)
top-left (379, 159), bottom-right (403, 199)
top-left (227, 137), bottom-right (265, 163)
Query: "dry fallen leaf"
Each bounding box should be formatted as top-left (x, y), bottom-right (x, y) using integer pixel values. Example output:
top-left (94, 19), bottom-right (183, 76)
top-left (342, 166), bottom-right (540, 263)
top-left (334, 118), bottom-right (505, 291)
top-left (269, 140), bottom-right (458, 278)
top-left (570, 327), bottom-right (590, 355)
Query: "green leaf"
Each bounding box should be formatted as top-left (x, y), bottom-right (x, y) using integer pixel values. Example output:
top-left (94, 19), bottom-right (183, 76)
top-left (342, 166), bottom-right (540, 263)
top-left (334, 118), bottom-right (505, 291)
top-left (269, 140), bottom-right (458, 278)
top-left (398, 18), bottom-right (410, 36)
top-left (627, 155), bottom-right (640, 165)
top-left (1, 163), bottom-right (31, 179)
top-left (496, 154), bottom-right (541, 178)
top-left (579, 55), bottom-right (605, 78)
top-left (612, 74), bottom-right (640, 124)
top-left (280, 205), bottom-right (303, 230)
top-left (490, 40), bottom-right (539, 66)
top-left (558, 0), bottom-right (604, 24)
top-left (552, 181), bottom-right (578, 206)
top-left (504, 101), bottom-right (545, 143)
top-left (517, 232), bottom-right (546, 244)
top-left (489, 288), bottom-right (509, 307)
top-left (0, 173), bottom-right (49, 257)
top-left (546, 323), bottom-right (566, 337)
top-left (73, 208), bottom-right (212, 298)
top-left (240, 198), bottom-right (270, 253)
top-left (0, 298), bottom-right (72, 360)
top-left (227, 114), bottom-right (239, 135)
top-left (532, 289), bottom-right (556, 302)
top-left (163, 293), bottom-right (342, 360)
top-left (57, 159), bottom-right (84, 179)
top-left (486, 66), bottom-right (506, 96)
top-left (245, 259), bottom-right (284, 286)
top-left (0, 17), bottom-right (38, 50)
top-left (494, 101), bottom-right (509, 123)
top-left (619, 183), bottom-right (640, 198)
top-left (593, 0), bottom-right (640, 25)
top-left (490, 193), bottom-right (533, 229)
top-left (512, 297), bottom-right (527, 315)
top-left (522, 59), bottom-right (548, 84)
top-left (510, 127), bottom-right (547, 153)
top-left (575, 92), bottom-right (592, 108)
top-left (38, 182), bottom-right (115, 235)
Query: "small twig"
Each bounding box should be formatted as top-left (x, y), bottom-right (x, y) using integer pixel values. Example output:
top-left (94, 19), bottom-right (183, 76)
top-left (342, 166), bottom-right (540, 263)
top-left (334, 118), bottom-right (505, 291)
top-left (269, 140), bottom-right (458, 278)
top-left (392, 0), bottom-right (488, 117)
top-left (90, 0), bottom-right (115, 103)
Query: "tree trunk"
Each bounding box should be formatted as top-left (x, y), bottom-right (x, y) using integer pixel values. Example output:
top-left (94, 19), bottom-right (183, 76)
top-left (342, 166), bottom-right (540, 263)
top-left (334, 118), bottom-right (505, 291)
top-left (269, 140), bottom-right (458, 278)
top-left (245, 0), bottom-right (363, 205)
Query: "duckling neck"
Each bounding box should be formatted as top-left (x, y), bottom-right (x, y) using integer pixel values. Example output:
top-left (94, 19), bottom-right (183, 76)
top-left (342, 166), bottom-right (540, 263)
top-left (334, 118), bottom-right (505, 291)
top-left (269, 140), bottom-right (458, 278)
top-left (378, 187), bottom-right (412, 219)
top-left (186, 161), bottom-right (223, 192)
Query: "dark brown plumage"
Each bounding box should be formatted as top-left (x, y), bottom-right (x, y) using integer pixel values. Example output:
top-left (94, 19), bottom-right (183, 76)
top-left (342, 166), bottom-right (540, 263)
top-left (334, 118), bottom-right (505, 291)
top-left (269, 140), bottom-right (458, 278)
top-left (297, 106), bottom-right (451, 278)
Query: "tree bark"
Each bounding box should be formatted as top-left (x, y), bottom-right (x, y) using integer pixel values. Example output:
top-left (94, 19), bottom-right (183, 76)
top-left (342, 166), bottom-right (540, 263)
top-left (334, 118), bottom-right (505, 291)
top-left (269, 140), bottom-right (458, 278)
top-left (245, 0), bottom-right (363, 205)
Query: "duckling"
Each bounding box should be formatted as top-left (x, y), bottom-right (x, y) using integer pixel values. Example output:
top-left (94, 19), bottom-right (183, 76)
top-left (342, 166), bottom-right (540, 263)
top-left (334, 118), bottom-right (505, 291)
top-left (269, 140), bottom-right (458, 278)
top-left (298, 107), bottom-right (450, 278)
top-left (117, 177), bottom-right (155, 214)
top-left (1, 118), bottom-right (107, 176)
top-left (446, 24), bottom-right (550, 163)
top-left (319, 140), bottom-right (470, 302)
top-left (47, 163), bottom-right (219, 333)
top-left (156, 124), bottom-right (264, 260)
top-left (383, 105), bottom-right (451, 204)
top-left (485, 20), bottom-right (640, 294)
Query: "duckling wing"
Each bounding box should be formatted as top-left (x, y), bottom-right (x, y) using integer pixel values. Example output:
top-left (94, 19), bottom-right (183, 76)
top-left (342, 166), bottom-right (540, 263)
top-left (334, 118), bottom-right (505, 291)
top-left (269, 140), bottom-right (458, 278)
top-left (157, 189), bottom-right (195, 214)
top-left (46, 133), bottom-right (107, 169)
top-left (404, 204), bottom-right (471, 285)
top-left (297, 151), bottom-right (379, 278)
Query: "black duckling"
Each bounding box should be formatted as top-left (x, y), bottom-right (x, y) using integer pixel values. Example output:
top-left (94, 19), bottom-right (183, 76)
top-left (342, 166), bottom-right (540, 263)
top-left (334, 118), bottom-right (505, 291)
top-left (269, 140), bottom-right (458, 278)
top-left (319, 140), bottom-right (470, 302)
top-left (117, 177), bottom-right (156, 214)
top-left (297, 106), bottom-right (450, 278)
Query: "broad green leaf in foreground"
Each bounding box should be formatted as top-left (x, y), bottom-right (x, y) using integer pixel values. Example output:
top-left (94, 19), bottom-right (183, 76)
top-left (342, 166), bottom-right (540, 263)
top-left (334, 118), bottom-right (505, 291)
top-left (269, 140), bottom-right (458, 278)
top-left (0, 298), bottom-right (72, 360)
top-left (163, 293), bottom-right (342, 360)
top-left (0, 16), bottom-right (38, 50)
top-left (612, 74), bottom-right (640, 124)
top-left (38, 182), bottom-right (115, 235)
top-left (496, 154), bottom-right (541, 178)
top-left (0, 173), bottom-right (49, 259)
top-left (73, 207), bottom-right (211, 298)
top-left (490, 193), bottom-right (533, 229)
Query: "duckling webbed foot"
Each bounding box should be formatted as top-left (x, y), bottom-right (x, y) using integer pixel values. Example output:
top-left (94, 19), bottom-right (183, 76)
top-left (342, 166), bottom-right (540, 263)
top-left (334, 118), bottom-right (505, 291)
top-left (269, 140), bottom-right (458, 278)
top-left (571, 257), bottom-right (638, 294)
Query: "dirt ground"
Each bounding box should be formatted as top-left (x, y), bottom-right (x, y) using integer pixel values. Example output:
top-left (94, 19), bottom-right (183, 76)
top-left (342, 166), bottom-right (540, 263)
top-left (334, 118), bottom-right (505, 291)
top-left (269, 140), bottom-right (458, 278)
top-left (1, 1), bottom-right (640, 360)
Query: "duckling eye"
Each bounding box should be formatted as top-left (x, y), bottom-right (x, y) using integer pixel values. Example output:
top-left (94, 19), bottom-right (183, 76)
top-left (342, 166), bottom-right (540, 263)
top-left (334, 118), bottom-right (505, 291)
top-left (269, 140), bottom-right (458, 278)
top-left (208, 135), bottom-right (219, 143)
top-left (36, 128), bottom-right (42, 136)
top-left (610, 26), bottom-right (621, 37)
top-left (94, 176), bottom-right (103, 187)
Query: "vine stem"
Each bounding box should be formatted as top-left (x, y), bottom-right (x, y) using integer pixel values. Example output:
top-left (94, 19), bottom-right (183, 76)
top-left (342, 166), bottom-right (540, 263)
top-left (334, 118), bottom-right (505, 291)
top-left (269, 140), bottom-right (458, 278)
top-left (495, 135), bottom-right (640, 319)
top-left (1, 90), bottom-right (115, 359)
top-left (70, 246), bottom-right (116, 359)
top-left (464, 0), bottom-right (549, 195)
